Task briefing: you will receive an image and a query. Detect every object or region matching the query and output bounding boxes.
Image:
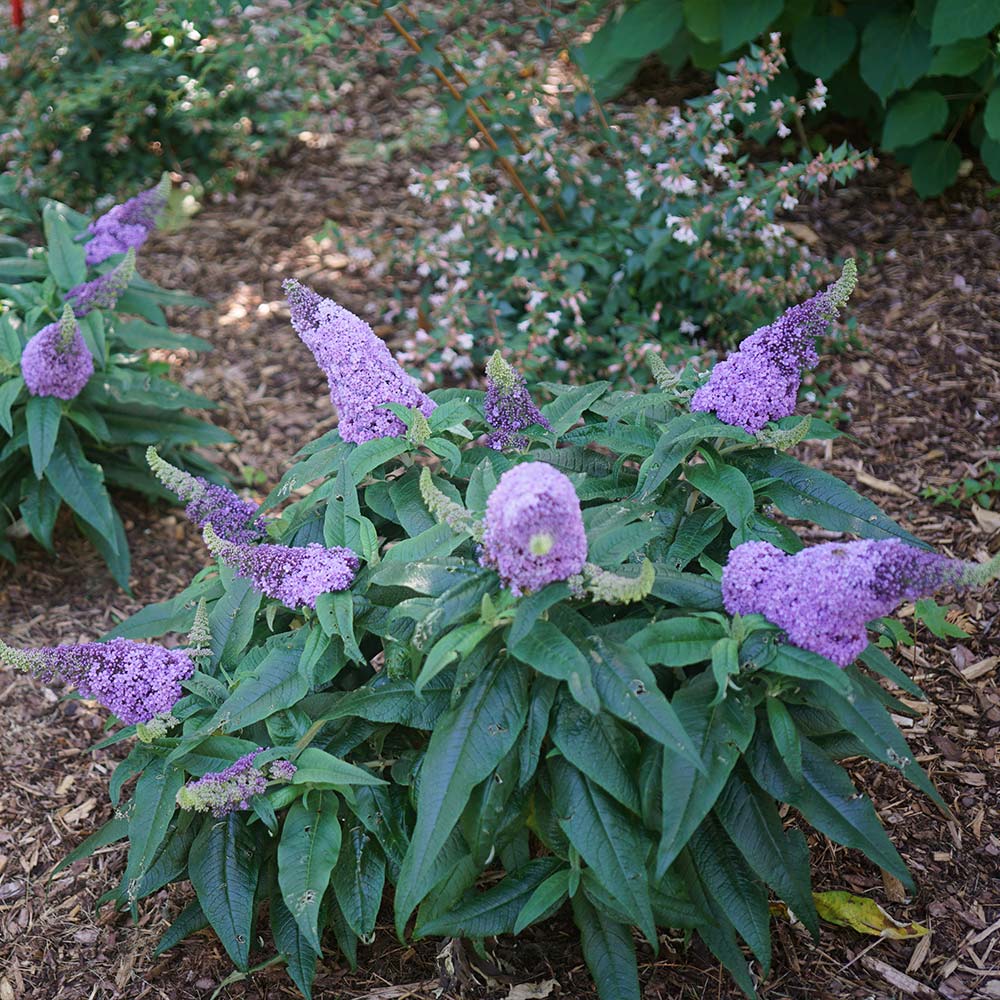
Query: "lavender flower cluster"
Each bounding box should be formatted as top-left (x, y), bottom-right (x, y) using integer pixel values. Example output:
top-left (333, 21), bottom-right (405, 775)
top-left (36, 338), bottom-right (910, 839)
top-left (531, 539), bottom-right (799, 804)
top-left (722, 538), bottom-right (969, 666)
top-left (483, 350), bottom-right (551, 450)
top-left (691, 260), bottom-right (857, 433)
top-left (0, 638), bottom-right (193, 724)
top-left (203, 524), bottom-right (359, 609)
top-left (176, 750), bottom-right (298, 816)
top-left (20, 306), bottom-right (94, 400)
top-left (147, 448), bottom-right (267, 545)
top-left (65, 248), bottom-right (135, 317)
top-left (284, 279), bottom-right (435, 444)
top-left (84, 176), bottom-right (169, 265)
top-left (481, 462), bottom-right (587, 595)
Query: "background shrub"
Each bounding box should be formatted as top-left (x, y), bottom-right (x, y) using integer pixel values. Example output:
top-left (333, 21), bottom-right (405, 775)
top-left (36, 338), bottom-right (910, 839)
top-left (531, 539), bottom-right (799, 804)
top-left (579, 0), bottom-right (1000, 196)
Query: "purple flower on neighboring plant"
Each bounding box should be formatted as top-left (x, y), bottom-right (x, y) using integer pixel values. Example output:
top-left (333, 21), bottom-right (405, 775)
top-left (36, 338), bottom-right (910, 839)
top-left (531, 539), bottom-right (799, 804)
top-left (203, 524), bottom-right (359, 608)
top-left (146, 447), bottom-right (267, 544)
top-left (65, 248), bottom-right (135, 316)
top-left (481, 461), bottom-right (587, 595)
top-left (84, 175), bottom-right (170, 265)
top-left (690, 260), bottom-right (857, 434)
top-left (284, 278), bottom-right (435, 444)
top-left (0, 637), bottom-right (194, 724)
top-left (176, 748), bottom-right (268, 816)
top-left (20, 305), bottom-right (94, 400)
top-left (721, 537), bottom-right (991, 666)
top-left (483, 350), bottom-right (551, 450)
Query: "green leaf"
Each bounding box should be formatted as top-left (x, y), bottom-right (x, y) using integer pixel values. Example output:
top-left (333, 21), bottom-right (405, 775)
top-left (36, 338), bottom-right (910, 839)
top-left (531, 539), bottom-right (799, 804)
top-left (44, 434), bottom-right (114, 537)
top-left (26, 395), bottom-right (61, 479)
top-left (910, 139), bottom-right (961, 197)
top-left (551, 758), bottom-right (656, 945)
top-left (628, 616), bottom-right (726, 666)
top-left (315, 591), bottom-right (363, 662)
top-left (859, 12), bottom-right (933, 103)
top-left (154, 900), bottom-right (209, 958)
top-left (765, 697), bottom-right (802, 781)
top-left (270, 893), bottom-right (318, 1000)
top-left (291, 747), bottom-right (386, 788)
top-left (657, 676), bottom-right (756, 876)
top-left (551, 697), bottom-right (641, 814)
top-left (714, 776), bottom-right (818, 937)
top-left (0, 257), bottom-right (48, 281)
top-left (114, 318), bottom-right (213, 352)
top-left (858, 644), bottom-right (924, 699)
top-left (311, 670), bottom-right (454, 730)
top-left (414, 621), bottom-right (494, 695)
top-left (20, 476), bottom-right (61, 551)
top-left (928, 38), bottom-right (990, 76)
top-left (685, 462), bottom-right (755, 535)
top-left (765, 644), bottom-right (852, 697)
top-left (43, 205), bottom-right (87, 289)
top-left (690, 814), bottom-right (771, 970)
top-left (571, 876), bottom-right (641, 1000)
top-left (914, 597), bottom-right (968, 639)
top-left (278, 790), bottom-right (342, 952)
top-left (649, 566), bottom-right (723, 609)
top-left (791, 15), bottom-right (858, 79)
top-left (51, 815), bottom-right (128, 878)
top-left (0, 376), bottom-right (23, 435)
top-left (76, 506), bottom-right (131, 591)
top-left (418, 858), bottom-right (561, 938)
top-left (124, 758), bottom-right (185, 889)
top-left (333, 825), bottom-right (385, 940)
top-left (541, 382), bottom-right (610, 436)
top-left (509, 620), bottom-right (600, 714)
top-left (983, 90), bottom-right (1000, 143)
top-left (730, 451), bottom-right (927, 547)
top-left (882, 90), bottom-right (948, 150)
top-left (189, 814), bottom-right (261, 971)
top-left (720, 0), bottom-right (782, 52)
top-left (931, 0), bottom-right (1000, 44)
top-left (394, 659), bottom-right (529, 930)
top-left (514, 867), bottom-right (570, 933)
top-left (683, 0), bottom-right (720, 42)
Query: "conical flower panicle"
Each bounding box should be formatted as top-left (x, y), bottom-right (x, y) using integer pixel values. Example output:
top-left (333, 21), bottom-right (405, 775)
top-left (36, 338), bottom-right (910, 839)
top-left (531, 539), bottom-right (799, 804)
top-left (65, 248), bottom-right (136, 316)
top-left (283, 278), bottom-right (435, 444)
top-left (147, 447), bottom-right (267, 545)
top-left (691, 260), bottom-right (857, 434)
top-left (481, 462), bottom-right (587, 595)
top-left (20, 304), bottom-right (94, 400)
top-left (203, 523), bottom-right (359, 609)
top-left (721, 537), bottom-right (997, 667)
top-left (483, 351), bottom-right (551, 450)
top-left (176, 748), bottom-right (298, 816)
top-left (85, 175), bottom-right (170, 265)
top-left (0, 637), bottom-right (194, 724)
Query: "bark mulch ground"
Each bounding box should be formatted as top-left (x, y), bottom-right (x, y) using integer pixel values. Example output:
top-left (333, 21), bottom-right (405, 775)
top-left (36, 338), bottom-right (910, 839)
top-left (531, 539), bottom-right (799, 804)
top-left (1, 100), bottom-right (998, 1000)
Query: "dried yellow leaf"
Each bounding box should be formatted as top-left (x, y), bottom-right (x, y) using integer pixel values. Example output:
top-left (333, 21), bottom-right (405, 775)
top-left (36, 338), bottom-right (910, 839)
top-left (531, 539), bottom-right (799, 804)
top-left (813, 891), bottom-right (929, 940)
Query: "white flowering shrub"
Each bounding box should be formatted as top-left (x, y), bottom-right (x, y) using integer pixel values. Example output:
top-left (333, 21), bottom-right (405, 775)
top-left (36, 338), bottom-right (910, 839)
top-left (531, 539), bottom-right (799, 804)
top-left (383, 36), bottom-right (873, 385)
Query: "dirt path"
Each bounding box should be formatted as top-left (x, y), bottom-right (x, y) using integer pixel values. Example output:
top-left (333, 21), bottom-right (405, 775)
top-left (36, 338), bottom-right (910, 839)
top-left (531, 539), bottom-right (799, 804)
top-left (0, 103), bottom-right (998, 1000)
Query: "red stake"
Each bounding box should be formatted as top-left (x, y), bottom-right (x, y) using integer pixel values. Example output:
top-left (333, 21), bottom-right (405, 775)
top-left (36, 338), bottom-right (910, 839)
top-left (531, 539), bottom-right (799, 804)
top-left (11, 0), bottom-right (24, 32)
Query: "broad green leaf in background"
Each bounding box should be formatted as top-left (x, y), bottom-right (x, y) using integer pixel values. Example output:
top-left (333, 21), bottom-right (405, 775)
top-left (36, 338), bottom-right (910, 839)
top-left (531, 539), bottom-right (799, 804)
top-left (930, 0), bottom-right (1000, 45)
top-left (928, 38), bottom-right (990, 77)
top-left (719, 0), bottom-right (782, 53)
top-left (910, 139), bottom-right (961, 198)
top-left (791, 15), bottom-right (858, 79)
top-left (189, 814), bottom-right (261, 971)
top-left (882, 90), bottom-right (948, 151)
top-left (43, 204), bottom-right (87, 289)
top-left (278, 790), bottom-right (342, 951)
top-left (859, 12), bottom-right (933, 103)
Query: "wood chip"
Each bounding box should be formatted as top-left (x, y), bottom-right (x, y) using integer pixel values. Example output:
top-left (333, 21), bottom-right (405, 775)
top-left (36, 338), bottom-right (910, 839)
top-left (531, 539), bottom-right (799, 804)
top-left (962, 656), bottom-right (998, 681)
top-left (860, 955), bottom-right (937, 997)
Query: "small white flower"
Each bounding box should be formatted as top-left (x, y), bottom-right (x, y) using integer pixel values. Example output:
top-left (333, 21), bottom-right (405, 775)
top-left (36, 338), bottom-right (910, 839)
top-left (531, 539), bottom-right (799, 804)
top-left (776, 122), bottom-right (791, 138)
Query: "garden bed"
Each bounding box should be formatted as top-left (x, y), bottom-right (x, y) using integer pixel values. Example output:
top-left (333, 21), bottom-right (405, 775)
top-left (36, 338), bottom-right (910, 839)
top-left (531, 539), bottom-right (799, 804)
top-left (1, 121), bottom-right (998, 1000)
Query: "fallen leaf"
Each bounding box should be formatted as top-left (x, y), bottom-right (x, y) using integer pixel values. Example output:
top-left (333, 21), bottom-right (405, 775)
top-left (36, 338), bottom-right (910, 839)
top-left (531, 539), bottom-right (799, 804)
top-left (506, 980), bottom-right (558, 1000)
top-left (972, 505), bottom-right (1000, 533)
top-left (813, 891), bottom-right (929, 939)
top-left (783, 222), bottom-right (821, 245)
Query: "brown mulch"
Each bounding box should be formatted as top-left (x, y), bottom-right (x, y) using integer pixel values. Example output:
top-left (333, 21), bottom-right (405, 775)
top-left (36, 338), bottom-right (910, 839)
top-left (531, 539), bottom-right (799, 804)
top-left (1, 76), bottom-right (999, 1000)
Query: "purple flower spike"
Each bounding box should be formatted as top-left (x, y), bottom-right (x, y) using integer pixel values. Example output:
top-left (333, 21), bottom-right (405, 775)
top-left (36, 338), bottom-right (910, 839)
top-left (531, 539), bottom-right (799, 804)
top-left (147, 448), bottom-right (267, 545)
top-left (176, 749), bottom-right (269, 816)
top-left (483, 350), bottom-right (551, 450)
top-left (481, 462), bottom-right (587, 595)
top-left (84, 174), bottom-right (170, 265)
top-left (65, 248), bottom-right (135, 316)
top-left (0, 637), bottom-right (194, 724)
top-left (284, 279), bottom-right (435, 444)
top-left (203, 523), bottom-right (359, 609)
top-left (691, 260), bottom-right (857, 434)
top-left (720, 537), bottom-right (990, 666)
top-left (20, 305), bottom-right (94, 400)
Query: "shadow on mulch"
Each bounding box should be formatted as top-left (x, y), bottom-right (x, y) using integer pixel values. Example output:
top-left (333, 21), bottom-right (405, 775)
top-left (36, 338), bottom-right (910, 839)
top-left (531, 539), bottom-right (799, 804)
top-left (1, 104), bottom-right (998, 1000)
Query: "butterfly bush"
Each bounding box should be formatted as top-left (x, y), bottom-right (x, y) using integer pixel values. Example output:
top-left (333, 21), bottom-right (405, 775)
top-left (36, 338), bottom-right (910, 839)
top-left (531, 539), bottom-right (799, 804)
top-left (203, 524), bottom-right (359, 609)
top-left (374, 34), bottom-right (873, 385)
top-left (20, 305), bottom-right (94, 400)
top-left (64, 248), bottom-right (136, 317)
top-left (691, 260), bottom-right (857, 433)
top-left (723, 539), bottom-right (1000, 666)
top-left (481, 461), bottom-right (587, 595)
top-left (147, 448), bottom-right (267, 544)
top-left (84, 175), bottom-right (170, 265)
top-left (284, 278), bottom-right (435, 444)
top-left (483, 350), bottom-right (551, 449)
top-left (18, 260), bottom-right (1000, 1000)
top-left (0, 637), bottom-right (193, 724)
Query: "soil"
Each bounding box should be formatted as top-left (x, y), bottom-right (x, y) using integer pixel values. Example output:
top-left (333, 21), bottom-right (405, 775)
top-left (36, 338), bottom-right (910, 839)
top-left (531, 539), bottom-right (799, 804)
top-left (1, 49), bottom-right (998, 1000)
